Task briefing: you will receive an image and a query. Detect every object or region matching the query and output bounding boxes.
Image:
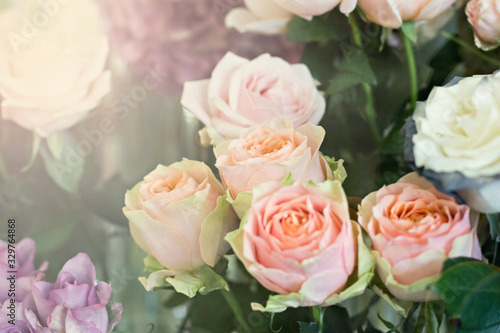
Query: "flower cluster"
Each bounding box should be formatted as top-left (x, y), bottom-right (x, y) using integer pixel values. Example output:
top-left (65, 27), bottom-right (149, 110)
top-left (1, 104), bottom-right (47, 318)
top-left (124, 51), bottom-right (484, 313)
top-left (0, 239), bottom-right (122, 333)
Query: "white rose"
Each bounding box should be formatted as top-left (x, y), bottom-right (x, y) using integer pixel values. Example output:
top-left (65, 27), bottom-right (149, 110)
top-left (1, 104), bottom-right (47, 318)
top-left (408, 72), bottom-right (500, 213)
top-left (0, 0), bottom-right (110, 137)
top-left (225, 0), bottom-right (293, 35)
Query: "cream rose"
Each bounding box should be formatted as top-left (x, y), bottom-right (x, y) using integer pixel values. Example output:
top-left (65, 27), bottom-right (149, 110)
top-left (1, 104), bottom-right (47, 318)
top-left (226, 0), bottom-right (357, 34)
top-left (273, 0), bottom-right (357, 20)
top-left (181, 52), bottom-right (325, 146)
top-left (0, 0), bottom-right (110, 137)
top-left (358, 173), bottom-right (482, 301)
top-left (215, 120), bottom-right (333, 201)
top-left (466, 0), bottom-right (500, 51)
top-left (405, 73), bottom-right (500, 213)
top-left (225, 0), bottom-right (294, 34)
top-left (226, 180), bottom-right (374, 312)
top-left (357, 0), bottom-right (456, 28)
top-left (123, 159), bottom-right (238, 274)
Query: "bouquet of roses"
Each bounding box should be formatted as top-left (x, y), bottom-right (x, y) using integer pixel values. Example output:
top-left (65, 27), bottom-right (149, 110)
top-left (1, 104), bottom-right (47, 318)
top-left (121, 0), bottom-right (500, 328)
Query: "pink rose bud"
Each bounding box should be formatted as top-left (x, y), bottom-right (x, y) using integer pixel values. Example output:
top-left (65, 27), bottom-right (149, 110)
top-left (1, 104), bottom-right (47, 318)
top-left (181, 52), bottom-right (325, 146)
top-left (466, 0), bottom-right (500, 51)
top-left (358, 173), bottom-right (482, 302)
top-left (226, 180), bottom-right (374, 311)
top-left (215, 120), bottom-right (333, 200)
top-left (357, 0), bottom-right (456, 28)
top-left (24, 253), bottom-right (122, 333)
top-left (123, 159), bottom-right (238, 273)
top-left (0, 238), bottom-right (47, 304)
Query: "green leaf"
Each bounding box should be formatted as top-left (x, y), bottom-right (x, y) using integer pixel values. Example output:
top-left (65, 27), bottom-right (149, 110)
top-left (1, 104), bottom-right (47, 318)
top-left (46, 131), bottom-right (64, 161)
top-left (281, 172), bottom-right (294, 186)
top-left (401, 21), bottom-right (417, 43)
top-left (20, 133), bottom-right (41, 172)
top-left (322, 155), bottom-right (347, 183)
top-left (487, 214), bottom-right (500, 239)
top-left (143, 254), bottom-right (166, 273)
top-left (377, 313), bottom-right (400, 333)
top-left (327, 49), bottom-right (377, 95)
top-left (40, 136), bottom-right (84, 193)
top-left (431, 259), bottom-right (500, 331)
top-left (164, 292), bottom-right (190, 308)
top-left (298, 322), bottom-right (319, 333)
top-left (287, 16), bottom-right (345, 43)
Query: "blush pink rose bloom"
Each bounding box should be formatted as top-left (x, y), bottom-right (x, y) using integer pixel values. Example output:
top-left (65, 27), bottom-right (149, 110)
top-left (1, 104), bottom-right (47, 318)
top-left (358, 173), bottom-right (482, 301)
top-left (0, 238), bottom-right (47, 304)
top-left (123, 159), bottom-right (238, 274)
top-left (24, 253), bottom-right (122, 333)
top-left (466, 0), bottom-right (500, 51)
top-left (357, 0), bottom-right (456, 28)
top-left (226, 180), bottom-right (374, 312)
top-left (215, 120), bottom-right (333, 201)
top-left (181, 52), bottom-right (325, 146)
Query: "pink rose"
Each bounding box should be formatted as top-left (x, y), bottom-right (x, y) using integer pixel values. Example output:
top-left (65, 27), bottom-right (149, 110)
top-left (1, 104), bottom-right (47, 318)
top-left (357, 0), bottom-right (456, 28)
top-left (466, 0), bottom-right (500, 51)
top-left (0, 239), bottom-right (47, 304)
top-left (215, 120), bottom-right (333, 200)
top-left (24, 253), bottom-right (122, 333)
top-left (358, 173), bottom-right (482, 301)
top-left (226, 181), bottom-right (374, 312)
top-left (181, 52), bottom-right (325, 146)
top-left (123, 159), bottom-right (238, 273)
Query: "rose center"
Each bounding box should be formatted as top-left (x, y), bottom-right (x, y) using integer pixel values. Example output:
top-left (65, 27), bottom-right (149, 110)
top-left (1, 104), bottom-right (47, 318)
top-left (151, 174), bottom-right (184, 193)
top-left (281, 211), bottom-right (309, 235)
top-left (244, 135), bottom-right (290, 156)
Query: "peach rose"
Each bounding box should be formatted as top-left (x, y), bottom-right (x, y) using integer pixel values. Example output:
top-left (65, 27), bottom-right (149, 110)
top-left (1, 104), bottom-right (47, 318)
top-left (123, 159), bottom-right (238, 274)
top-left (357, 0), bottom-right (456, 28)
top-left (466, 0), bottom-right (500, 51)
top-left (215, 120), bottom-right (334, 202)
top-left (358, 173), bottom-right (482, 302)
top-left (226, 180), bottom-right (374, 312)
top-left (0, 0), bottom-right (110, 137)
top-left (181, 52), bottom-right (325, 146)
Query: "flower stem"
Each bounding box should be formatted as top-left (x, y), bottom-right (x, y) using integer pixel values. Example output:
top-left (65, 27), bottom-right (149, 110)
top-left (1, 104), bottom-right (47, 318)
top-left (313, 306), bottom-right (325, 332)
top-left (441, 31), bottom-right (500, 68)
top-left (402, 32), bottom-right (418, 111)
top-left (220, 289), bottom-right (251, 333)
top-left (348, 14), bottom-right (381, 143)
